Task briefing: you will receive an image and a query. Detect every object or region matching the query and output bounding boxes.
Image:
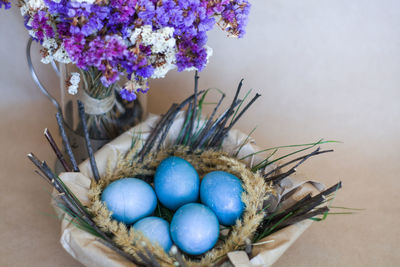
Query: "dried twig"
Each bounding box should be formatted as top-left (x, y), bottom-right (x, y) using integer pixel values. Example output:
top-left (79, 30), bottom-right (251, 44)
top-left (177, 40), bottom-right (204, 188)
top-left (208, 80), bottom-right (244, 146)
top-left (56, 112), bottom-right (79, 172)
top-left (44, 128), bottom-right (71, 172)
top-left (213, 93), bottom-right (261, 147)
top-left (264, 148), bottom-right (334, 179)
top-left (276, 206), bottom-right (330, 231)
top-left (186, 71), bottom-right (199, 145)
top-left (77, 100), bottom-right (100, 182)
top-left (138, 104), bottom-right (178, 160)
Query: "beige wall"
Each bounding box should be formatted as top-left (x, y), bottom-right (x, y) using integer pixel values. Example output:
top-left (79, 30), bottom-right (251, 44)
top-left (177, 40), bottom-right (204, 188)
top-left (1, 1), bottom-right (399, 266)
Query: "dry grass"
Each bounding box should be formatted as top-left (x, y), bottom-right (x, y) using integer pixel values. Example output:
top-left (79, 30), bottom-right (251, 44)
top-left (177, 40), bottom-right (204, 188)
top-left (88, 146), bottom-right (275, 266)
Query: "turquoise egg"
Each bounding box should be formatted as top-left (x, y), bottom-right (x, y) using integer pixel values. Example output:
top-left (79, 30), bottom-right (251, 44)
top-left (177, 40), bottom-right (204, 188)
top-left (101, 178), bottom-right (157, 224)
top-left (133, 217), bottom-right (173, 252)
top-left (170, 203), bottom-right (219, 255)
top-left (200, 171), bottom-right (245, 226)
top-left (154, 156), bottom-right (199, 210)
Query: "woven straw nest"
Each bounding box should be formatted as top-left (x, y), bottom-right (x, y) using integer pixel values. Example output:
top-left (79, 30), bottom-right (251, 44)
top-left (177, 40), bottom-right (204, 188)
top-left (87, 146), bottom-right (275, 266)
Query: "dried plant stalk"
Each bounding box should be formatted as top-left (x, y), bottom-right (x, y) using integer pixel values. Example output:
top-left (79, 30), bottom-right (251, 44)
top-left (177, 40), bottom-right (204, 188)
top-left (87, 146), bottom-right (274, 266)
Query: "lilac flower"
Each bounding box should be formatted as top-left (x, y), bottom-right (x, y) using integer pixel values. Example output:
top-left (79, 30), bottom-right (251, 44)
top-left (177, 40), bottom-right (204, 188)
top-left (120, 88), bottom-right (137, 101)
top-left (137, 0), bottom-right (156, 25)
top-left (45, 0), bottom-right (110, 37)
top-left (23, 15), bottom-right (32, 30)
top-left (108, 0), bottom-right (137, 33)
top-left (83, 35), bottom-right (128, 84)
top-left (221, 0), bottom-right (251, 38)
top-left (0, 0), bottom-right (11, 10)
top-left (22, 0), bottom-right (252, 100)
top-left (31, 11), bottom-right (54, 41)
top-left (175, 34), bottom-right (208, 72)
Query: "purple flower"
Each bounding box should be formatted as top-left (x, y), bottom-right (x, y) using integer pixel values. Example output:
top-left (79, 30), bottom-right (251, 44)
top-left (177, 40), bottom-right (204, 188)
top-left (27, 0), bottom-right (252, 101)
top-left (64, 34), bottom-right (86, 67)
top-left (221, 0), bottom-right (251, 38)
top-left (120, 88), bottom-right (137, 101)
top-left (0, 0), bottom-right (11, 9)
top-left (175, 33), bottom-right (208, 71)
top-left (31, 11), bottom-right (54, 41)
top-left (45, 0), bottom-right (110, 37)
top-left (137, 0), bottom-right (156, 25)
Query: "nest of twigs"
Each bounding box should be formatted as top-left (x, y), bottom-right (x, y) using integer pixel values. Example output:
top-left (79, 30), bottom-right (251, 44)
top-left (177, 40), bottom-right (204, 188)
top-left (88, 146), bottom-right (275, 266)
top-left (28, 72), bottom-right (342, 267)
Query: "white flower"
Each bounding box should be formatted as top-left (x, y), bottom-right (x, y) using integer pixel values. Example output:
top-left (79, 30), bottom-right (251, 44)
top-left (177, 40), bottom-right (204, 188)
top-left (21, 0), bottom-right (46, 13)
top-left (28, 30), bottom-right (36, 39)
top-left (42, 38), bottom-right (58, 50)
top-left (40, 38), bottom-right (72, 64)
top-left (68, 72), bottom-right (80, 95)
top-left (129, 26), bottom-right (178, 79)
top-left (129, 28), bottom-right (142, 44)
top-left (140, 25), bottom-right (154, 45)
top-left (68, 84), bottom-right (78, 95)
top-left (29, 0), bottom-right (45, 9)
top-left (41, 56), bottom-right (52, 64)
top-left (70, 72), bottom-right (80, 85)
top-left (152, 63), bottom-right (176, 79)
top-left (53, 45), bottom-right (72, 64)
top-left (20, 6), bottom-right (28, 16)
top-left (205, 45), bottom-right (213, 62)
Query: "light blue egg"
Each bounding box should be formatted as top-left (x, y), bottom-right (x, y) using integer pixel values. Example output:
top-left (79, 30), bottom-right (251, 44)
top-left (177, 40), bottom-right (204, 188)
top-left (170, 203), bottom-right (219, 255)
top-left (101, 178), bottom-right (157, 224)
top-left (200, 171), bottom-right (245, 226)
top-left (154, 156), bottom-right (199, 210)
top-left (133, 217), bottom-right (173, 252)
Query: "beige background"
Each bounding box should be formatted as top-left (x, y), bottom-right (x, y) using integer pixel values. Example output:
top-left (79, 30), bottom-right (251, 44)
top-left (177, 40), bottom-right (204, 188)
top-left (1, 0), bottom-right (399, 266)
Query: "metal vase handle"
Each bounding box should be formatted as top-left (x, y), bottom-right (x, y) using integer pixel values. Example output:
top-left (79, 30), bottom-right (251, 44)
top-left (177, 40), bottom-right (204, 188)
top-left (26, 37), bottom-right (145, 164)
top-left (26, 37), bottom-right (110, 164)
top-left (26, 37), bottom-right (62, 113)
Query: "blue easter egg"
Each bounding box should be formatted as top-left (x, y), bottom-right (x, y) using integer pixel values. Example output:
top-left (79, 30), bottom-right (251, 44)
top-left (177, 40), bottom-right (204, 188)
top-left (101, 178), bottom-right (157, 224)
top-left (200, 171), bottom-right (245, 226)
top-left (170, 203), bottom-right (219, 255)
top-left (133, 217), bottom-right (173, 252)
top-left (154, 156), bottom-right (199, 210)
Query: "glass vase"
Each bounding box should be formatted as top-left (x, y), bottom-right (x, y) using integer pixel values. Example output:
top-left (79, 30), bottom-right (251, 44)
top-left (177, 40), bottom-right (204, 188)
top-left (59, 64), bottom-right (147, 163)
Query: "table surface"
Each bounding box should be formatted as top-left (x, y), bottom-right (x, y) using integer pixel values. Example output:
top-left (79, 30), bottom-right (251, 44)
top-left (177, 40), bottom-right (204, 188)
top-left (0, 97), bottom-right (399, 267)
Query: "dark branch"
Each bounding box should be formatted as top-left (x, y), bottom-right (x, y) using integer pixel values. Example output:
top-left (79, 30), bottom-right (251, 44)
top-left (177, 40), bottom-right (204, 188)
top-left (56, 112), bottom-right (79, 172)
top-left (77, 100), bottom-right (100, 182)
top-left (264, 148), bottom-right (334, 178)
top-left (44, 128), bottom-right (71, 172)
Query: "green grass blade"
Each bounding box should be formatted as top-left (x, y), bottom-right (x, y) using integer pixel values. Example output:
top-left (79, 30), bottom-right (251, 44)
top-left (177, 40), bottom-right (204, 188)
top-left (195, 89), bottom-right (210, 131)
top-left (234, 126), bottom-right (257, 157)
top-left (330, 206), bottom-right (365, 211)
top-left (251, 149), bottom-right (278, 171)
top-left (251, 139), bottom-right (338, 171)
top-left (257, 212), bottom-right (293, 241)
top-left (176, 108), bottom-right (192, 145)
top-left (241, 140), bottom-right (341, 160)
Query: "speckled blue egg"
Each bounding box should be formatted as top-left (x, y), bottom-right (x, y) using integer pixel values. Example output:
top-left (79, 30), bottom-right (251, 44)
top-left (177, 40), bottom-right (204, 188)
top-left (170, 203), bottom-right (219, 255)
top-left (154, 156), bottom-right (199, 210)
top-left (200, 171), bottom-right (245, 226)
top-left (101, 178), bottom-right (157, 224)
top-left (133, 217), bottom-right (173, 252)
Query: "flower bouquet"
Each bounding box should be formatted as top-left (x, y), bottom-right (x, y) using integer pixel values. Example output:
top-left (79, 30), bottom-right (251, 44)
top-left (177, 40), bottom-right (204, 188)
top-left (11, 0), bottom-right (251, 160)
top-left (28, 74), bottom-right (342, 266)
